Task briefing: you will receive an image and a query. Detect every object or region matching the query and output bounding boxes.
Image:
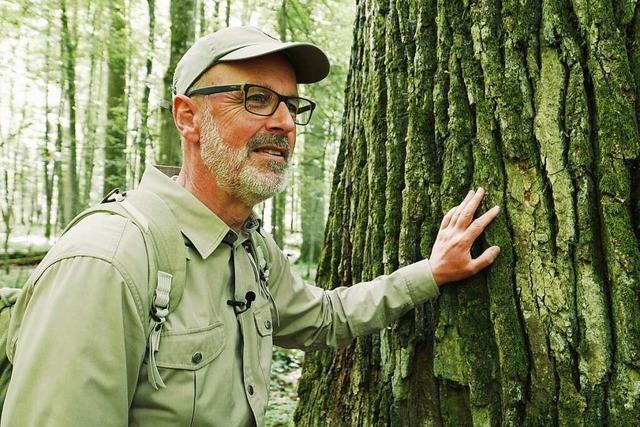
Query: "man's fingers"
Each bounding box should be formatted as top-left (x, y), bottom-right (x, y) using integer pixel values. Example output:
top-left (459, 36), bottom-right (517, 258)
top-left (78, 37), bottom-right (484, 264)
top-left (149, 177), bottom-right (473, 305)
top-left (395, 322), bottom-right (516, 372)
top-left (465, 205), bottom-right (500, 240)
top-left (449, 190), bottom-right (475, 227)
top-left (454, 187), bottom-right (485, 229)
top-left (472, 246), bottom-right (501, 272)
top-left (440, 206), bottom-right (457, 229)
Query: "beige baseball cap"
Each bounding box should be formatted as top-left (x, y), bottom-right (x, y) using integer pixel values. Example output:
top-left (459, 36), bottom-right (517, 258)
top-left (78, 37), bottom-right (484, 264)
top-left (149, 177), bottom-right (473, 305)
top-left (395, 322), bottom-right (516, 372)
top-left (172, 26), bottom-right (330, 95)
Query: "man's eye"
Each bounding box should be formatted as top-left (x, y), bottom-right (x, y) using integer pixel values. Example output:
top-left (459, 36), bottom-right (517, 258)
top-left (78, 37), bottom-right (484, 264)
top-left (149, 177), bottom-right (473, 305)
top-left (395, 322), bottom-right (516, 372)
top-left (286, 99), bottom-right (300, 114)
top-left (247, 92), bottom-right (273, 104)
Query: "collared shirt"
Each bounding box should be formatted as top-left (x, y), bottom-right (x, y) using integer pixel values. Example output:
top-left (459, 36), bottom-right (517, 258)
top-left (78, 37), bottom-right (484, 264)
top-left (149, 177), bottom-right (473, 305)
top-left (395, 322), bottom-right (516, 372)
top-left (2, 166), bottom-right (439, 426)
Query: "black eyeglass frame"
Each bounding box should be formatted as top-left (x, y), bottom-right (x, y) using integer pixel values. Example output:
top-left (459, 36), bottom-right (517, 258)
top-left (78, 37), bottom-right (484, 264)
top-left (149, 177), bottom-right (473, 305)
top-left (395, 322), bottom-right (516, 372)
top-left (186, 83), bottom-right (316, 125)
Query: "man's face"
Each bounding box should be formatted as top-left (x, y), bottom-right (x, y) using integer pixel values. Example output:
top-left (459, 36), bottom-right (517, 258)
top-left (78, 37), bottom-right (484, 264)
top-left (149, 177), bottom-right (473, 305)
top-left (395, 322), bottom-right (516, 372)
top-left (195, 54), bottom-right (298, 206)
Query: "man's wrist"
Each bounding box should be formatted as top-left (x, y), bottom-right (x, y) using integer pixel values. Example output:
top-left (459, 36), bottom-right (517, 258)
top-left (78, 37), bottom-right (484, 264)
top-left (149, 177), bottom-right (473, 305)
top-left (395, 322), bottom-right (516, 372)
top-left (428, 258), bottom-right (444, 287)
top-left (396, 259), bottom-right (440, 305)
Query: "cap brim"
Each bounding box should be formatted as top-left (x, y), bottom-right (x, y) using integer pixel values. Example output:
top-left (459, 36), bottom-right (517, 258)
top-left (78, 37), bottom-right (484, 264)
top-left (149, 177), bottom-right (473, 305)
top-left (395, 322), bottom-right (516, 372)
top-left (220, 42), bottom-right (330, 84)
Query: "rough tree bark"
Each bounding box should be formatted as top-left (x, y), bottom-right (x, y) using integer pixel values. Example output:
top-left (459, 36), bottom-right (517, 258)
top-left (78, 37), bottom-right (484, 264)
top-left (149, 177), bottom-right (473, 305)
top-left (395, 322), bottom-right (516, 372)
top-left (295, 0), bottom-right (640, 425)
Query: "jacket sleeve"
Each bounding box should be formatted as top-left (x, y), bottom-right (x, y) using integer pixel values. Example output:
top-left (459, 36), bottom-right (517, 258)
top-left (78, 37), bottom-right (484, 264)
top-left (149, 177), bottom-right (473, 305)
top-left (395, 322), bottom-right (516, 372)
top-left (1, 256), bottom-right (147, 427)
top-left (268, 242), bottom-right (440, 350)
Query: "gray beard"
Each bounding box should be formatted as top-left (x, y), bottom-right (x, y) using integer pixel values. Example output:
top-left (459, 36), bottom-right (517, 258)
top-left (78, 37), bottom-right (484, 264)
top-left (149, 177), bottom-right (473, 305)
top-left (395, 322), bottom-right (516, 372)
top-left (199, 107), bottom-right (290, 207)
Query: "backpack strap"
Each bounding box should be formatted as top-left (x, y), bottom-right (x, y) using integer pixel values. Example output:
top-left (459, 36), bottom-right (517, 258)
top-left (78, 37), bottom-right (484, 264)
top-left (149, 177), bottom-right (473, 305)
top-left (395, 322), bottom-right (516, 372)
top-left (116, 189), bottom-right (186, 389)
top-left (65, 188), bottom-right (186, 390)
top-left (248, 228), bottom-right (279, 327)
top-left (118, 189), bottom-right (186, 313)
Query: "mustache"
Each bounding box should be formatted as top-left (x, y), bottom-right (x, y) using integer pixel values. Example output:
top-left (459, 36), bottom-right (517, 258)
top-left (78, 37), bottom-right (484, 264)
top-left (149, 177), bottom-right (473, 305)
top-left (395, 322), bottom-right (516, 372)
top-left (246, 134), bottom-right (290, 159)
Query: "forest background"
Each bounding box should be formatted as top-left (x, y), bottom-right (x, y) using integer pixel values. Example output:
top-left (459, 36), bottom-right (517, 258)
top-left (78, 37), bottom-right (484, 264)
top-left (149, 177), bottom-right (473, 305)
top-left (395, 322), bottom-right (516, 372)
top-left (0, 0), bottom-right (353, 425)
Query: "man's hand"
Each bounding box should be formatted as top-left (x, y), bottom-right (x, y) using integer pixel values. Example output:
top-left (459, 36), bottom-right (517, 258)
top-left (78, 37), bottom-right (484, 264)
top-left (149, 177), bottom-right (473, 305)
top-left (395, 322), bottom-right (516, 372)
top-left (429, 188), bottom-right (501, 286)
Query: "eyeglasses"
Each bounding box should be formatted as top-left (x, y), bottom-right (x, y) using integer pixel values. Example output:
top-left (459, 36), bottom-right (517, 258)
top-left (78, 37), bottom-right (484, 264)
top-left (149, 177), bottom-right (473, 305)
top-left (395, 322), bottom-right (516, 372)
top-left (186, 83), bottom-right (316, 125)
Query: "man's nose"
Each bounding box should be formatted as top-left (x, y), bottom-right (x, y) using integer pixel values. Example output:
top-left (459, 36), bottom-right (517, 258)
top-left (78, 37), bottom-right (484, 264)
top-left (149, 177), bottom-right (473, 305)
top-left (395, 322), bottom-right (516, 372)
top-left (265, 101), bottom-right (296, 133)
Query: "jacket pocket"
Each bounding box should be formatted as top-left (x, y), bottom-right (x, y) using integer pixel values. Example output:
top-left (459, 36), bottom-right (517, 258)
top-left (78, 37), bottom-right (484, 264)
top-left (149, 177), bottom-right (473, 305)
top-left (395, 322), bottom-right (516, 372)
top-left (254, 304), bottom-right (273, 338)
top-left (155, 321), bottom-right (225, 370)
top-left (253, 304), bottom-right (273, 390)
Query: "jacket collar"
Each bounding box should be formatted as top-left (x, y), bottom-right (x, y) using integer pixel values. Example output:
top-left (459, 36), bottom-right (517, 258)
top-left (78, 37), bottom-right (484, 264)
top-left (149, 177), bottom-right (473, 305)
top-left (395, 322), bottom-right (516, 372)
top-left (138, 165), bottom-right (260, 259)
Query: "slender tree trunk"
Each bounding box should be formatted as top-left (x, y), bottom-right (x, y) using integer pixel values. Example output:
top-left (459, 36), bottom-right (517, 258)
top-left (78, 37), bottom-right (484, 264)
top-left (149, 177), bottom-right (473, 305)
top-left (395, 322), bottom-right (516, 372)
top-left (211, 0), bottom-right (220, 32)
top-left (55, 95), bottom-right (66, 232)
top-left (289, 173), bottom-right (296, 233)
top-left (270, 193), bottom-right (286, 248)
top-left (295, 0), bottom-right (640, 425)
top-left (269, 0), bottom-right (290, 249)
top-left (157, 0), bottom-right (195, 166)
top-left (299, 122), bottom-right (326, 265)
top-left (198, 0), bottom-right (206, 36)
top-left (43, 28), bottom-right (54, 239)
top-left (124, 4), bottom-right (134, 189)
top-left (2, 169), bottom-right (14, 273)
top-left (103, 0), bottom-right (128, 195)
top-left (30, 164), bottom-right (38, 231)
top-left (60, 0), bottom-right (80, 217)
top-left (80, 4), bottom-right (103, 206)
top-left (135, 0), bottom-right (156, 181)
top-left (18, 148), bottom-right (26, 225)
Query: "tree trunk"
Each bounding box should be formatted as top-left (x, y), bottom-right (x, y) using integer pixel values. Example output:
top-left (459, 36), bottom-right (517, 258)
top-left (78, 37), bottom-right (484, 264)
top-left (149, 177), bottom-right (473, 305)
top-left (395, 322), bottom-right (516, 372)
top-left (225, 0), bottom-right (231, 27)
top-left (198, 0), bottom-right (206, 36)
top-left (295, 0), bottom-right (640, 425)
top-left (211, 0), bottom-right (220, 32)
top-left (157, 0), bottom-right (195, 166)
top-left (43, 22), bottom-right (54, 239)
top-left (271, 193), bottom-right (286, 248)
top-left (298, 119), bottom-right (326, 265)
top-left (2, 168), bottom-right (14, 274)
top-left (59, 0), bottom-right (80, 217)
top-left (135, 0), bottom-right (156, 181)
top-left (55, 95), bottom-right (66, 231)
top-left (103, 0), bottom-right (128, 195)
top-left (80, 4), bottom-right (104, 207)
top-left (269, 0), bottom-right (290, 249)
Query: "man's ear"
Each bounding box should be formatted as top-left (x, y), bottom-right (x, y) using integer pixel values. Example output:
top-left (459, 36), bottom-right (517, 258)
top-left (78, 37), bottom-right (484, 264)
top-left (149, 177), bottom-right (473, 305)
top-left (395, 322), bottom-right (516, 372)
top-left (173, 95), bottom-right (201, 145)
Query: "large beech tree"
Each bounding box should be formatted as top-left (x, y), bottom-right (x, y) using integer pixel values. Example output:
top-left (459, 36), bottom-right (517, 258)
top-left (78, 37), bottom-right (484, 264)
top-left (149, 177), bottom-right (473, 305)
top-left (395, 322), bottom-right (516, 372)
top-left (295, 0), bottom-right (640, 425)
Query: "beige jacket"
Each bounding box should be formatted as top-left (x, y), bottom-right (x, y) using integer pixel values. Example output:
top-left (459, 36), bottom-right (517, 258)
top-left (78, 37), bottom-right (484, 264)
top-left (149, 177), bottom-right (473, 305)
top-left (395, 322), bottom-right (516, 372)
top-left (2, 166), bottom-right (439, 426)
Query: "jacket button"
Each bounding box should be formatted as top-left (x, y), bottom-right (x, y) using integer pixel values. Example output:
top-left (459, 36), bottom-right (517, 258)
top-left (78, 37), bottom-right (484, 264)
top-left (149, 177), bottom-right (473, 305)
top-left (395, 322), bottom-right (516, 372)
top-left (248, 385), bottom-right (254, 395)
top-left (192, 352), bottom-right (203, 364)
top-left (264, 320), bottom-right (271, 330)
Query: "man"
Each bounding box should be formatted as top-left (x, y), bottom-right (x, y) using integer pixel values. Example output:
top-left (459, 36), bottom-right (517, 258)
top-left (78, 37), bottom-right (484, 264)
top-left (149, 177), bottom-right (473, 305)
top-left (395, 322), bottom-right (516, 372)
top-left (1, 26), bottom-right (500, 426)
